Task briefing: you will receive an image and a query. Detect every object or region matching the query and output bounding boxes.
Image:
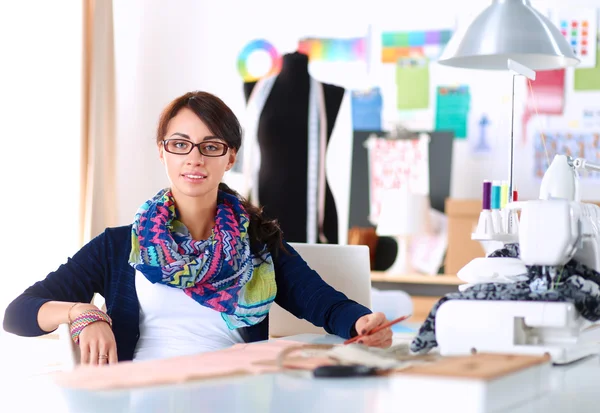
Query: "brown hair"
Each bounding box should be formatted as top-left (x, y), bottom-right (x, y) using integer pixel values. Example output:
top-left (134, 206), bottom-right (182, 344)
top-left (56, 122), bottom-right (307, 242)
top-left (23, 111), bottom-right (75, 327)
top-left (156, 91), bottom-right (285, 255)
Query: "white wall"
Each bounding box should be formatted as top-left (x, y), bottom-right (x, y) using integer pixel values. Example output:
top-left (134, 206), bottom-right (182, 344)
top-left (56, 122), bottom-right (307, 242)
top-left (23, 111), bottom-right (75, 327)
top-left (112, 0), bottom-right (600, 227)
top-left (0, 1), bottom-right (82, 310)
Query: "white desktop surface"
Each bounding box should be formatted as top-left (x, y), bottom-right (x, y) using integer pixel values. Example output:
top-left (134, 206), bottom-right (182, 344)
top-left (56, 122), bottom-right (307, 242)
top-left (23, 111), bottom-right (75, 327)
top-left (5, 334), bottom-right (600, 413)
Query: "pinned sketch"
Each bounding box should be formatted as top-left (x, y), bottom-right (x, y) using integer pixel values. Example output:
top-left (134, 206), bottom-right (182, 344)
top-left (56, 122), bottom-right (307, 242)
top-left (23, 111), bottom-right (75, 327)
top-left (534, 130), bottom-right (600, 179)
top-left (366, 134), bottom-right (430, 225)
top-left (471, 114), bottom-right (492, 154)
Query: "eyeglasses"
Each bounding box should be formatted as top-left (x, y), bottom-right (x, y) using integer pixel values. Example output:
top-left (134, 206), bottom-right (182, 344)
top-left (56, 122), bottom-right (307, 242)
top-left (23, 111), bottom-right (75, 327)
top-left (162, 139), bottom-right (229, 157)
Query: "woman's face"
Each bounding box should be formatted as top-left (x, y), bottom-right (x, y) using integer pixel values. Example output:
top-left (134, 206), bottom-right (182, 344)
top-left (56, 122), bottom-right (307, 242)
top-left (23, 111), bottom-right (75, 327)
top-left (159, 108), bottom-right (236, 201)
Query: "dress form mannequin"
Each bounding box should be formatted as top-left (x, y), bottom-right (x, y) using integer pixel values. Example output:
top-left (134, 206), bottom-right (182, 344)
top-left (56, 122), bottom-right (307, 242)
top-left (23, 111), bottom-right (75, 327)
top-left (243, 52), bottom-right (346, 243)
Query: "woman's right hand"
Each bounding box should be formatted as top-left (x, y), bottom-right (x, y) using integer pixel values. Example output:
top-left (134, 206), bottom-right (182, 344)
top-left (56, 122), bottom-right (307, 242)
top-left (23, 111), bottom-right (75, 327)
top-left (70, 304), bottom-right (118, 365)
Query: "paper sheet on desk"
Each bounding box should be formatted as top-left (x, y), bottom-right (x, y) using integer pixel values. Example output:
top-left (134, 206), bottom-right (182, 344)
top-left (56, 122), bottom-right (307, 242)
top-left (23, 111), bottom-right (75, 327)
top-left (410, 208), bottom-right (448, 275)
top-left (53, 340), bottom-right (333, 391)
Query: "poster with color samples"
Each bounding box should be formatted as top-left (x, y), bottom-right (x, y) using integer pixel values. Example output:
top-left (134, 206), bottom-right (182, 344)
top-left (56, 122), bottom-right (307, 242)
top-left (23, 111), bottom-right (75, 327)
top-left (381, 29), bottom-right (452, 63)
top-left (553, 9), bottom-right (598, 68)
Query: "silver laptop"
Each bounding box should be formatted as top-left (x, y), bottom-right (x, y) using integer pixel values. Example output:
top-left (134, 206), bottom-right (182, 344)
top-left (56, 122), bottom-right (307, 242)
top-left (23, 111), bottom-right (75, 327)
top-left (268, 242), bottom-right (372, 337)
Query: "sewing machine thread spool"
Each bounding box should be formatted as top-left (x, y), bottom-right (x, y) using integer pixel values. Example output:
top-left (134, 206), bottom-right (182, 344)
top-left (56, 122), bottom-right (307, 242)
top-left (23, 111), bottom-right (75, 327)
top-left (491, 181), bottom-right (503, 233)
top-left (491, 181), bottom-right (501, 210)
top-left (482, 180), bottom-right (492, 210)
top-left (500, 181), bottom-right (509, 209)
top-left (475, 180), bottom-right (495, 236)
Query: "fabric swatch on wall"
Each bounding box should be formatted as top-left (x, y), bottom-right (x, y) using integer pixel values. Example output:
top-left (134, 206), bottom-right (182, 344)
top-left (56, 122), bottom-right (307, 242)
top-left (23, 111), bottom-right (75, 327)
top-left (396, 57), bottom-right (429, 110)
top-left (574, 47), bottom-right (600, 91)
top-left (351, 88), bottom-right (383, 131)
top-left (522, 69), bottom-right (566, 142)
top-left (435, 85), bottom-right (470, 139)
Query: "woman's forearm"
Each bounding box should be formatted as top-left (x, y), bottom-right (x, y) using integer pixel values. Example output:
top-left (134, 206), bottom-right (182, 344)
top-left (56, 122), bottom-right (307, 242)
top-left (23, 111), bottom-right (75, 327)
top-left (37, 301), bottom-right (96, 333)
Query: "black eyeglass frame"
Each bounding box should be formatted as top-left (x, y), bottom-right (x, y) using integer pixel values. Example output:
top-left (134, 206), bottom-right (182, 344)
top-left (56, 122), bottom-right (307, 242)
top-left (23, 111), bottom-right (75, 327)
top-left (162, 139), bottom-right (230, 157)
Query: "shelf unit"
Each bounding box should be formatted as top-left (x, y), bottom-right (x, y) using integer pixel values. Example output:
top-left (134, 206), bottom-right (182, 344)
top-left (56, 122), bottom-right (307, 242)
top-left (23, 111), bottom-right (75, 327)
top-left (370, 272), bottom-right (464, 285)
top-left (370, 272), bottom-right (464, 323)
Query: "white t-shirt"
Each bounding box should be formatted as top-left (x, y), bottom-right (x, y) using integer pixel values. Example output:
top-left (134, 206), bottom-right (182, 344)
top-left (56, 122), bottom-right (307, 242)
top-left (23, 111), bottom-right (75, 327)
top-left (133, 271), bottom-right (244, 362)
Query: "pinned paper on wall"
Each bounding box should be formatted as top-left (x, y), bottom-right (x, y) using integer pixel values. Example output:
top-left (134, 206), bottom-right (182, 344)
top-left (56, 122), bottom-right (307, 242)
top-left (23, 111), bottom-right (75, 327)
top-left (298, 37), bottom-right (366, 62)
top-left (352, 88), bottom-right (383, 131)
top-left (471, 114), bottom-right (493, 154)
top-left (365, 134), bottom-right (429, 225)
top-left (553, 9), bottom-right (598, 68)
top-left (396, 57), bottom-right (429, 110)
top-left (583, 108), bottom-right (600, 128)
top-left (410, 209), bottom-right (448, 275)
top-left (534, 130), bottom-right (600, 179)
top-left (522, 69), bottom-right (565, 142)
top-left (237, 39), bottom-right (282, 81)
top-left (381, 29), bottom-right (452, 63)
top-left (574, 47), bottom-right (600, 91)
top-left (435, 85), bottom-right (470, 139)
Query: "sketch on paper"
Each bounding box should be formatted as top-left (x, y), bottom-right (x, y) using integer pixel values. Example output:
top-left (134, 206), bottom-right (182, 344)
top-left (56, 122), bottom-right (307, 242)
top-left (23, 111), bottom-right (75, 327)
top-left (534, 130), bottom-right (600, 179)
top-left (366, 134), bottom-right (429, 225)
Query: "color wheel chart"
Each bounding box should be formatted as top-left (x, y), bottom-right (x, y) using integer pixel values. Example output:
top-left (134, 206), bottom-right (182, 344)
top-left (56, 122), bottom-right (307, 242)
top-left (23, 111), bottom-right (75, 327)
top-left (555, 9), bottom-right (598, 68)
top-left (297, 37), bottom-right (366, 62)
top-left (237, 39), bottom-right (282, 82)
top-left (381, 29), bottom-right (452, 63)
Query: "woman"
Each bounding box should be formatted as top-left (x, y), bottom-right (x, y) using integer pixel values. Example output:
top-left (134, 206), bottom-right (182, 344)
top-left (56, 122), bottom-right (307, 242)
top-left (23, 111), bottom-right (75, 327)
top-left (3, 91), bottom-right (392, 365)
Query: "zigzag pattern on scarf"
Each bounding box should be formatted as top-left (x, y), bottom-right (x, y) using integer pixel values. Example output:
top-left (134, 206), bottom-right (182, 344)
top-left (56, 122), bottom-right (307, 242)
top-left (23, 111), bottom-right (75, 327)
top-left (219, 232), bottom-right (249, 274)
top-left (129, 188), bottom-right (277, 328)
top-left (178, 239), bottom-right (202, 255)
top-left (168, 262), bottom-right (203, 288)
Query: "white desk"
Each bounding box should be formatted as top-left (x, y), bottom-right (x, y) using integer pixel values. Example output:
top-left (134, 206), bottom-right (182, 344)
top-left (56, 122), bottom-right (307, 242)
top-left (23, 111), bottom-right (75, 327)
top-left (5, 334), bottom-right (600, 413)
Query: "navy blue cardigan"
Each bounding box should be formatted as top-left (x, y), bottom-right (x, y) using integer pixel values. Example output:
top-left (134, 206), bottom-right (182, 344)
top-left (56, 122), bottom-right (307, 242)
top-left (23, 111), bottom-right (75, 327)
top-left (3, 225), bottom-right (371, 362)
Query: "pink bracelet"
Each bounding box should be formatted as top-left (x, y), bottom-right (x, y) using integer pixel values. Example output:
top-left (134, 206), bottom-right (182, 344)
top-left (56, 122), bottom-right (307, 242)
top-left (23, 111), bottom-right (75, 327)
top-left (70, 309), bottom-right (112, 345)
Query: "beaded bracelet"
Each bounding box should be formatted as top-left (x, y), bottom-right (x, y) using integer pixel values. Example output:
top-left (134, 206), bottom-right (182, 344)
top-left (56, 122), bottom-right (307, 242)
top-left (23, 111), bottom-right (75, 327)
top-left (70, 309), bottom-right (113, 345)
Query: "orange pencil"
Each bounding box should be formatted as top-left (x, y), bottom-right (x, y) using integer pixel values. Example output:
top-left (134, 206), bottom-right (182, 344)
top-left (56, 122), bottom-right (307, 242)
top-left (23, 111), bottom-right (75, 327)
top-left (344, 314), bottom-right (412, 345)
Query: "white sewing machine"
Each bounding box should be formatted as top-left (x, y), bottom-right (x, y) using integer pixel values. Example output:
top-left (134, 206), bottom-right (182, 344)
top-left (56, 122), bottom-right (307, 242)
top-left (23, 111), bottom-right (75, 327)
top-left (436, 154), bottom-right (600, 364)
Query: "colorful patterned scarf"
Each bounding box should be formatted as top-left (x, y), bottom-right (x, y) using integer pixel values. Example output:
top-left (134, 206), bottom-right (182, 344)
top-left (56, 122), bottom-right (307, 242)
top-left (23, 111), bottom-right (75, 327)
top-left (129, 188), bottom-right (277, 329)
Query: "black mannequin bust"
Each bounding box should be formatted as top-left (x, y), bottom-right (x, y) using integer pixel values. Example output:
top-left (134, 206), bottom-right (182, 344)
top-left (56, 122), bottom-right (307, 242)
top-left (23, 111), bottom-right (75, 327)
top-left (243, 51), bottom-right (345, 243)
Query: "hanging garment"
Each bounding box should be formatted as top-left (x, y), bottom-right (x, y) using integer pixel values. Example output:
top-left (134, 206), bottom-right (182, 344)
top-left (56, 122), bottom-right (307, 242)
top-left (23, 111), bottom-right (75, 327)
top-left (410, 243), bottom-right (600, 353)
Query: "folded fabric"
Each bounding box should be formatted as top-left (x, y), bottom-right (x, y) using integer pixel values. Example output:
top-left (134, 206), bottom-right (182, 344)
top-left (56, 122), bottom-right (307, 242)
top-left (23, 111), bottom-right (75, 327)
top-left (457, 257), bottom-right (529, 284)
top-left (54, 340), bottom-right (319, 390)
top-left (411, 244), bottom-right (600, 354)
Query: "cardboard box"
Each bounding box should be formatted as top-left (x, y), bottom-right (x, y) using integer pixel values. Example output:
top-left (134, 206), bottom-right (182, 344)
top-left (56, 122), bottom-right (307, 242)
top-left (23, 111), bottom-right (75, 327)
top-left (444, 199), bottom-right (485, 274)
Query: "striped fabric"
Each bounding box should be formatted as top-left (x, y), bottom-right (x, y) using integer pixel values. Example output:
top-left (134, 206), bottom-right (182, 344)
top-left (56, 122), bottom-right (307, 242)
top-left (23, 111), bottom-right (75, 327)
top-left (70, 309), bottom-right (112, 344)
top-left (128, 189), bottom-right (276, 329)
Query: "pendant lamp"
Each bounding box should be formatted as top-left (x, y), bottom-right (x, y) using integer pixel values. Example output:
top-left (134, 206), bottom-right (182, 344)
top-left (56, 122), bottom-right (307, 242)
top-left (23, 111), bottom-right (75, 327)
top-left (438, 0), bottom-right (580, 70)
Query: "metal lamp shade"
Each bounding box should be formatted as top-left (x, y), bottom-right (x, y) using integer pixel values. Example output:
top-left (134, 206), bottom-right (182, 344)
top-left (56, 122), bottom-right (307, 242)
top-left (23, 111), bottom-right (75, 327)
top-left (439, 0), bottom-right (580, 70)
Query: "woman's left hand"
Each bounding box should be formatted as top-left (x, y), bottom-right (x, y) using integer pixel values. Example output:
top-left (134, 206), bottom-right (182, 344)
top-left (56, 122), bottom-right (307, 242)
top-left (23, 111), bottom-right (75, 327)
top-left (353, 312), bottom-right (393, 348)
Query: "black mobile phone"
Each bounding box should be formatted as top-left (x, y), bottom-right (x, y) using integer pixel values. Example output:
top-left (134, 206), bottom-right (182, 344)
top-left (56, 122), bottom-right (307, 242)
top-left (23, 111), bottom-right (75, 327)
top-left (312, 365), bottom-right (379, 378)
